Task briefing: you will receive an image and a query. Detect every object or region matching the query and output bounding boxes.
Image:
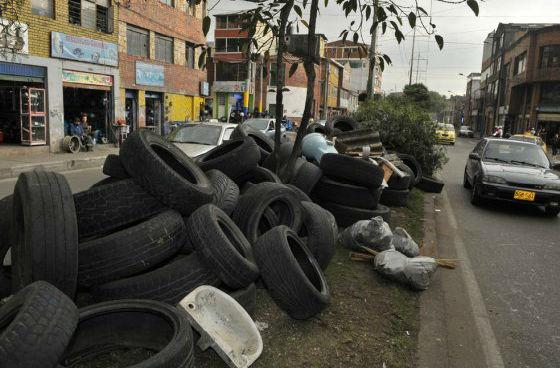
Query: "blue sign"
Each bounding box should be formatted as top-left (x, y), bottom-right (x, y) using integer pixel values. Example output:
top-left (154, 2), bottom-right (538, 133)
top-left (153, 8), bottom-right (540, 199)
top-left (51, 32), bottom-right (118, 67)
top-left (136, 62), bottom-right (165, 87)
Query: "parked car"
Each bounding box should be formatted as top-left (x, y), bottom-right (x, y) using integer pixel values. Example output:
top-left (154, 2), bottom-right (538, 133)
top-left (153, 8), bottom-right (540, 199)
top-left (463, 138), bottom-right (560, 216)
top-left (435, 123), bottom-right (456, 145)
top-left (459, 126), bottom-right (474, 138)
top-left (167, 122), bottom-right (237, 158)
top-left (509, 133), bottom-right (547, 153)
top-left (242, 118), bottom-right (284, 138)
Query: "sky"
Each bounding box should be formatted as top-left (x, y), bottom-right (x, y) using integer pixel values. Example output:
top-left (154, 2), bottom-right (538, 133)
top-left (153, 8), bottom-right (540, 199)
top-left (208, 0), bottom-right (560, 96)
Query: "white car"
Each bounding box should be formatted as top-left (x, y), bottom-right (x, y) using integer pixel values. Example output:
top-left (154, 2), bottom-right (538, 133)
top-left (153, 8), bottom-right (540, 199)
top-left (242, 118), bottom-right (285, 138)
top-left (168, 122), bottom-right (237, 158)
top-left (459, 126), bottom-right (474, 138)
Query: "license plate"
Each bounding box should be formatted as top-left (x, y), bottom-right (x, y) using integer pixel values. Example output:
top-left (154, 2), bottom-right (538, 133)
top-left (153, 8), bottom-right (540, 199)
top-left (514, 190), bottom-right (535, 201)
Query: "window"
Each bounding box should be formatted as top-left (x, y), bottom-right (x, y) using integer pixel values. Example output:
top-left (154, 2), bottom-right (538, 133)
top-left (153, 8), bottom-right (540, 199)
top-left (155, 34), bottom-right (173, 63)
top-left (215, 38), bottom-right (226, 52)
top-left (514, 52), bottom-right (527, 75)
top-left (540, 45), bottom-right (560, 68)
top-left (226, 38), bottom-right (240, 52)
top-left (269, 63), bottom-right (285, 86)
top-left (127, 25), bottom-right (149, 57)
top-left (216, 62), bottom-right (248, 81)
top-left (186, 43), bottom-right (195, 69)
top-left (67, 0), bottom-right (112, 33)
top-left (216, 16), bottom-right (227, 29)
top-left (159, 0), bottom-right (174, 6)
top-left (31, 0), bottom-right (53, 17)
top-left (227, 15), bottom-right (240, 29)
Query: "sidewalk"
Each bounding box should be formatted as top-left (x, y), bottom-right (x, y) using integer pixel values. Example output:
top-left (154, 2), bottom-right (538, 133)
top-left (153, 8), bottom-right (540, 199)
top-left (0, 144), bottom-right (118, 180)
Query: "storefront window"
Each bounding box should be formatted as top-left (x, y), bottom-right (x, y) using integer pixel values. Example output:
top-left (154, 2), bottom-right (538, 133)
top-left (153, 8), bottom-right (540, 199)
top-left (31, 0), bottom-right (53, 17)
top-left (155, 34), bottom-right (173, 63)
top-left (127, 25), bottom-right (149, 58)
top-left (540, 45), bottom-right (560, 68)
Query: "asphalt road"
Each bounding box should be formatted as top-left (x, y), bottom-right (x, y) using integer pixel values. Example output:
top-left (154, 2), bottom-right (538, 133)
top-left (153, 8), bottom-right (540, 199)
top-left (435, 138), bottom-right (560, 368)
top-left (0, 167), bottom-right (106, 198)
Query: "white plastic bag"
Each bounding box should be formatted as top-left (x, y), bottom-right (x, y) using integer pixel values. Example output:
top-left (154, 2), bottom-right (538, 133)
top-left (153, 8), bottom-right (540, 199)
top-left (374, 249), bottom-right (437, 290)
top-left (391, 227), bottom-right (420, 257)
top-left (339, 216), bottom-right (394, 251)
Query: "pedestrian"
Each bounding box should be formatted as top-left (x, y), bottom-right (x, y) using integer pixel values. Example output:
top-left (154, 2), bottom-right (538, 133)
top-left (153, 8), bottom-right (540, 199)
top-left (70, 116), bottom-right (94, 151)
top-left (531, 127), bottom-right (536, 136)
top-left (552, 133), bottom-right (559, 157)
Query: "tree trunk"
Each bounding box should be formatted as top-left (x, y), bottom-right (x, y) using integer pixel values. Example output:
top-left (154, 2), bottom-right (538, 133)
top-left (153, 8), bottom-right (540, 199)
top-left (272, 0), bottom-right (295, 173)
top-left (280, 0), bottom-right (319, 182)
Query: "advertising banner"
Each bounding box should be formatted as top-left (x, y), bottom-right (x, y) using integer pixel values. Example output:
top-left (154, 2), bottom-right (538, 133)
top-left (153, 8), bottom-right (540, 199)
top-left (51, 32), bottom-right (118, 67)
top-left (136, 62), bottom-right (165, 87)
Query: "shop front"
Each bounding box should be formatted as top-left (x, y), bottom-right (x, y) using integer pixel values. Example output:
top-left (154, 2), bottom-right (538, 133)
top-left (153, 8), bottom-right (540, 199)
top-left (212, 81), bottom-right (252, 121)
top-left (62, 70), bottom-right (113, 142)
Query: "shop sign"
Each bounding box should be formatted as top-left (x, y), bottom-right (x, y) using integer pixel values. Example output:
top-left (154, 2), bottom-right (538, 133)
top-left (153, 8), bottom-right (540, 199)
top-left (51, 32), bottom-right (118, 67)
top-left (0, 18), bottom-right (28, 55)
top-left (200, 81), bottom-right (210, 96)
top-left (62, 70), bottom-right (113, 86)
top-left (213, 81), bottom-right (247, 93)
top-left (136, 62), bottom-right (164, 87)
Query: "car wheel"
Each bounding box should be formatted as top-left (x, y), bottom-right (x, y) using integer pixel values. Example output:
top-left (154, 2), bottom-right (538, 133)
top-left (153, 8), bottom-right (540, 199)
top-left (544, 206), bottom-right (560, 217)
top-left (463, 169), bottom-right (472, 189)
top-left (471, 181), bottom-right (482, 206)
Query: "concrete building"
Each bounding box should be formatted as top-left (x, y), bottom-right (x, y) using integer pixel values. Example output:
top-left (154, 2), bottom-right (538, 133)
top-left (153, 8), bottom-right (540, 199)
top-left (0, 0), bottom-right (120, 152)
top-left (118, 0), bottom-right (208, 134)
top-left (324, 40), bottom-right (382, 95)
top-left (464, 73), bottom-right (482, 133)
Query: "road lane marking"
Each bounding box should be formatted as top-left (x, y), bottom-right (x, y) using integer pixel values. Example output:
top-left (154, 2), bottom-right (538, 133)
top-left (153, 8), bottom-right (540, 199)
top-left (441, 190), bottom-right (505, 368)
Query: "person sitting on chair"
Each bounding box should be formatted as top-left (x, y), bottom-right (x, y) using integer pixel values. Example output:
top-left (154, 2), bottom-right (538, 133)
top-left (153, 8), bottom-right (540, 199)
top-left (70, 116), bottom-right (94, 151)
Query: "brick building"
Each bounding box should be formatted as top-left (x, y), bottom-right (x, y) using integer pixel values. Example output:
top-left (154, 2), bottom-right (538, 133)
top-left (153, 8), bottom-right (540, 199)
top-left (118, 0), bottom-right (208, 134)
top-left (464, 72), bottom-right (482, 133)
top-left (0, 0), bottom-right (120, 152)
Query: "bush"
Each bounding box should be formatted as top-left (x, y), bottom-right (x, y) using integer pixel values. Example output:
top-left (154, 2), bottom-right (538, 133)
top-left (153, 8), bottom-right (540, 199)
top-left (353, 98), bottom-right (447, 176)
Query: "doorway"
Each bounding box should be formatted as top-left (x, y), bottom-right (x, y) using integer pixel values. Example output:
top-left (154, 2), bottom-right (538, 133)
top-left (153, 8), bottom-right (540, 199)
top-left (63, 87), bottom-right (112, 142)
top-left (145, 92), bottom-right (163, 134)
top-left (125, 90), bottom-right (138, 132)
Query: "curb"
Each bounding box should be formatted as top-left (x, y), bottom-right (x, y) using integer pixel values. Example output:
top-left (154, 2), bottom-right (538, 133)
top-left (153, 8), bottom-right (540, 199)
top-left (0, 156), bottom-right (107, 180)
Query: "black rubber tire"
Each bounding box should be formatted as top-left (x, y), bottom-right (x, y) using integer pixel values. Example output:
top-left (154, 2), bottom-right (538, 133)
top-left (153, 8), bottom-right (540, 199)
top-left (416, 176), bottom-right (445, 193)
top-left (206, 169), bottom-right (240, 216)
top-left (261, 142), bottom-right (295, 171)
top-left (320, 153), bottom-right (384, 188)
top-left (197, 137), bottom-right (260, 179)
top-left (0, 195), bottom-right (12, 272)
top-left (545, 207), bottom-right (560, 217)
top-left (299, 202), bottom-right (338, 270)
top-left (78, 210), bottom-right (187, 288)
top-left (232, 183), bottom-right (303, 244)
top-left (0, 281), bottom-right (79, 368)
top-left (12, 170), bottom-right (79, 297)
top-left (120, 129), bottom-right (213, 217)
top-left (89, 176), bottom-right (119, 188)
top-left (0, 271), bottom-right (11, 299)
top-left (223, 283), bottom-right (257, 317)
top-left (231, 125), bottom-right (275, 164)
top-left (74, 179), bottom-right (166, 241)
top-left (319, 202), bottom-right (391, 227)
top-left (393, 163), bottom-right (416, 190)
top-left (325, 115), bottom-right (356, 133)
top-left (186, 204), bottom-right (259, 289)
top-left (290, 161), bottom-right (323, 195)
top-left (387, 173), bottom-right (412, 191)
top-left (235, 166), bottom-right (282, 187)
top-left (313, 176), bottom-right (382, 209)
top-left (102, 154), bottom-right (129, 179)
top-left (397, 153), bottom-right (423, 186)
top-left (61, 299), bottom-right (194, 368)
top-left (253, 226), bottom-right (330, 320)
top-left (286, 184), bottom-right (312, 202)
top-left (91, 253), bottom-right (220, 305)
top-left (463, 169), bottom-right (472, 189)
top-left (380, 188), bottom-right (410, 207)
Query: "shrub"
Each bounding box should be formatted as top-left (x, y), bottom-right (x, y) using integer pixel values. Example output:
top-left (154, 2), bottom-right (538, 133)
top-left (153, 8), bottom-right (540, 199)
top-left (353, 98), bottom-right (448, 176)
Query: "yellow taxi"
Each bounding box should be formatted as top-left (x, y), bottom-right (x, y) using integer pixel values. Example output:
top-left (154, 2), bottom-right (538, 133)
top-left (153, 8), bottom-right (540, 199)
top-left (435, 123), bottom-right (456, 145)
top-left (509, 134), bottom-right (547, 153)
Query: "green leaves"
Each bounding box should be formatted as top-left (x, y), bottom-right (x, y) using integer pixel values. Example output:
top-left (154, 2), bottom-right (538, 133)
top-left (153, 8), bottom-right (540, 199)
top-left (467, 0), bottom-right (479, 16)
top-left (435, 35), bottom-right (444, 50)
top-left (288, 63), bottom-right (299, 77)
top-left (198, 49), bottom-right (206, 69)
top-left (202, 16), bottom-right (211, 36)
top-left (365, 6), bottom-right (371, 21)
top-left (294, 4), bottom-right (303, 18)
top-left (407, 12), bottom-right (416, 28)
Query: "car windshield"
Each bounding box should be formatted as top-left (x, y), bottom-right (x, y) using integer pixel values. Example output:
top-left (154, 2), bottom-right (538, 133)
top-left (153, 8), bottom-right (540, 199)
top-left (168, 125), bottom-right (222, 145)
top-left (244, 118), bottom-right (270, 130)
top-left (482, 141), bottom-right (549, 168)
top-left (437, 123), bottom-right (454, 131)
top-left (461, 126), bottom-right (470, 131)
top-left (509, 136), bottom-right (536, 144)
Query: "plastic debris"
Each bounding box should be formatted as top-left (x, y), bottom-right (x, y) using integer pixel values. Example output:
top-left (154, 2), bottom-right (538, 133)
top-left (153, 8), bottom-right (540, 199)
top-left (374, 249), bottom-right (437, 290)
top-left (339, 216), bottom-right (394, 252)
top-left (391, 227), bottom-right (420, 257)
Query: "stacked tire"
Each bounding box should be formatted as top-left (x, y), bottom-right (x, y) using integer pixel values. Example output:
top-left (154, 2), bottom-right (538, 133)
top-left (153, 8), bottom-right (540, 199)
top-left (313, 153), bottom-right (390, 227)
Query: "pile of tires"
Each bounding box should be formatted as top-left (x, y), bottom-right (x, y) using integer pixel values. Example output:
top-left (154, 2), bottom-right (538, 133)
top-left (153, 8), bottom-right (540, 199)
top-left (386, 153), bottom-right (445, 195)
top-left (312, 153), bottom-right (390, 227)
top-left (0, 128), bottom-right (341, 366)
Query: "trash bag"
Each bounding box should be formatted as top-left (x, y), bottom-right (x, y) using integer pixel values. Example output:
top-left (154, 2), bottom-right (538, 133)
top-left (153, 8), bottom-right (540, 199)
top-left (374, 249), bottom-right (437, 290)
top-left (338, 216), bottom-right (393, 252)
top-left (391, 227), bottom-right (420, 257)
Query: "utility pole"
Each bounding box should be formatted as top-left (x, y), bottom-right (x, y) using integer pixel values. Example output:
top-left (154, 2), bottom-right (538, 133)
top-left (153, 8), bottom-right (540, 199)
top-left (365, 0), bottom-right (378, 100)
top-left (408, 26), bottom-right (416, 86)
